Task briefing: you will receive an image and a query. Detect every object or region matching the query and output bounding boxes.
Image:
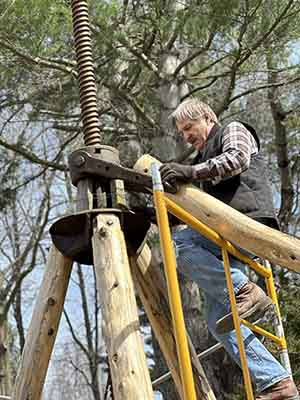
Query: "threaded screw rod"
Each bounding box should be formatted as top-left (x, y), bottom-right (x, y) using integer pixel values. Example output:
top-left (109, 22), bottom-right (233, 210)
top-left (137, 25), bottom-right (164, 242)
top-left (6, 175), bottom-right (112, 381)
top-left (71, 0), bottom-right (102, 146)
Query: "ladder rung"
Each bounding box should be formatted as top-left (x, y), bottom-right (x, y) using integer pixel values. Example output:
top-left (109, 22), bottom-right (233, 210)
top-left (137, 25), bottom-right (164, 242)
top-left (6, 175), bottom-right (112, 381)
top-left (152, 342), bottom-right (224, 389)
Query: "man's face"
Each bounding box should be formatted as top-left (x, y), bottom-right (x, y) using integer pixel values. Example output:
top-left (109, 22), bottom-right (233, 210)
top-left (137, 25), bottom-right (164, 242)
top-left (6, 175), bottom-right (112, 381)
top-left (176, 118), bottom-right (211, 151)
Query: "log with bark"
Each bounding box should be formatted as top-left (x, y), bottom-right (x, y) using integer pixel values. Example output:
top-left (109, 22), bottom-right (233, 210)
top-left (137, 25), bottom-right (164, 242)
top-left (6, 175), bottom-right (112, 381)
top-left (134, 154), bottom-right (300, 274)
top-left (13, 245), bottom-right (73, 400)
top-left (92, 214), bottom-right (153, 400)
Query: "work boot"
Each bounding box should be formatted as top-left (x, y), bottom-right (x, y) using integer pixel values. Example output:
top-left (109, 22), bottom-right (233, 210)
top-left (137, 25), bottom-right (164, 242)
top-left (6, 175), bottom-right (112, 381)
top-left (256, 377), bottom-right (300, 399)
top-left (215, 281), bottom-right (274, 335)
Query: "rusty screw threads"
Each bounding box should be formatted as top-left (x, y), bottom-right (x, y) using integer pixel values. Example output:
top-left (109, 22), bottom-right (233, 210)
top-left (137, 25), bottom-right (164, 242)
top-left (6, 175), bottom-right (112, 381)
top-left (71, 0), bottom-right (101, 147)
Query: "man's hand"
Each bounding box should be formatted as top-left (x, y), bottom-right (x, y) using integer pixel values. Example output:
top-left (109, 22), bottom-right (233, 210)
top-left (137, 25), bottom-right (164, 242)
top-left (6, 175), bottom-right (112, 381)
top-left (159, 162), bottom-right (194, 185)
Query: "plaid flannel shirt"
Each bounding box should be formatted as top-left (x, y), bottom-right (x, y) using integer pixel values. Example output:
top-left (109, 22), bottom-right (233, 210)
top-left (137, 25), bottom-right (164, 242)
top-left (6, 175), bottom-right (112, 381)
top-left (193, 122), bottom-right (259, 185)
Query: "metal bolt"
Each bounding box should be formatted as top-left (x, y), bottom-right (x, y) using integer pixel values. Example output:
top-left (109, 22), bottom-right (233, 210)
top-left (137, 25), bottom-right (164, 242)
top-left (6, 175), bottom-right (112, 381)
top-left (74, 154), bottom-right (86, 167)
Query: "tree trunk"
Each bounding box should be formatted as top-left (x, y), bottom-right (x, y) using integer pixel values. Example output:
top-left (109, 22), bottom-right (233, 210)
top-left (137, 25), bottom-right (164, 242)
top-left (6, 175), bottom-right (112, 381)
top-left (266, 54), bottom-right (294, 232)
top-left (151, 332), bottom-right (180, 400)
top-left (178, 275), bottom-right (234, 400)
top-left (149, 2), bottom-right (203, 396)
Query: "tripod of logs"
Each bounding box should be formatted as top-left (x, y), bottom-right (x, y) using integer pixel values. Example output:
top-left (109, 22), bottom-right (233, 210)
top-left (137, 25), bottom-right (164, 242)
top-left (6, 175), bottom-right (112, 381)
top-left (11, 1), bottom-right (300, 399)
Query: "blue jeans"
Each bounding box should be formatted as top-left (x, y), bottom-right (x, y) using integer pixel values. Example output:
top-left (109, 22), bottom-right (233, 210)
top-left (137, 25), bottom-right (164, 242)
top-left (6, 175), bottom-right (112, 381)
top-left (173, 227), bottom-right (289, 393)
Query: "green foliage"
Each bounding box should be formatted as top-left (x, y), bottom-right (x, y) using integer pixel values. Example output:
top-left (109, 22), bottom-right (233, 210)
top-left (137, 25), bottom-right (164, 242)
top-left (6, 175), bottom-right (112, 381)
top-left (1, 0), bottom-right (300, 397)
top-left (1, 0), bottom-right (72, 57)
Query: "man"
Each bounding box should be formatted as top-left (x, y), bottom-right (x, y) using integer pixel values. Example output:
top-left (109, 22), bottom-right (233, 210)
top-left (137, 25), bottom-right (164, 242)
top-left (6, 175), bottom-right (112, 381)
top-left (159, 98), bottom-right (299, 399)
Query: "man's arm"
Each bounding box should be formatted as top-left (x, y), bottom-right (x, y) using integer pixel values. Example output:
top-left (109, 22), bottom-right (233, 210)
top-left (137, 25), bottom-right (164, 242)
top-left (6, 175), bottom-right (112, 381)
top-left (193, 122), bottom-right (258, 184)
top-left (159, 122), bottom-right (258, 190)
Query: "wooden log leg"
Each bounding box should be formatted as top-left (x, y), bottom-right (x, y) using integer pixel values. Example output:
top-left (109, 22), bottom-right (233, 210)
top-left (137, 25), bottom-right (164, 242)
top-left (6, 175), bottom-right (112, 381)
top-left (134, 154), bottom-right (300, 273)
top-left (92, 214), bottom-right (153, 400)
top-left (130, 244), bottom-right (216, 400)
top-left (0, 320), bottom-right (12, 396)
top-left (13, 245), bottom-right (73, 400)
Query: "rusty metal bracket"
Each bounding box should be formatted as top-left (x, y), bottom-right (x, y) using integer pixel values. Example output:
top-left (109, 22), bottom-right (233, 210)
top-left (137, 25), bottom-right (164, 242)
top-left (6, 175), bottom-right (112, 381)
top-left (50, 208), bottom-right (150, 265)
top-left (50, 144), bottom-right (154, 264)
top-left (69, 147), bottom-right (153, 193)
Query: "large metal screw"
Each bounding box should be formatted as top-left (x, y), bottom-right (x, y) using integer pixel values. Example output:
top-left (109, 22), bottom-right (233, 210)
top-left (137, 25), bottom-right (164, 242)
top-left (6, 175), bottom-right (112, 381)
top-left (71, 0), bottom-right (102, 146)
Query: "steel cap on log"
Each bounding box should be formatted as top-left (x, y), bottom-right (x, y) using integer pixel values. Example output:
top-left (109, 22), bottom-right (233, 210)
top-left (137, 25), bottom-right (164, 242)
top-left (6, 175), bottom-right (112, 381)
top-left (49, 209), bottom-right (150, 265)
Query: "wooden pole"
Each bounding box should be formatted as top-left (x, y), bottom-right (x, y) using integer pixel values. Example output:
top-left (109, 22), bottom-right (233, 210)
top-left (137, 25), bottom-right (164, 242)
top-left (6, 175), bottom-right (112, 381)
top-left (0, 273), bottom-right (12, 397)
top-left (92, 214), bottom-right (153, 400)
top-left (130, 244), bottom-right (216, 400)
top-left (134, 154), bottom-right (300, 273)
top-left (76, 179), bottom-right (94, 211)
top-left (0, 321), bottom-right (12, 397)
top-left (13, 245), bottom-right (73, 400)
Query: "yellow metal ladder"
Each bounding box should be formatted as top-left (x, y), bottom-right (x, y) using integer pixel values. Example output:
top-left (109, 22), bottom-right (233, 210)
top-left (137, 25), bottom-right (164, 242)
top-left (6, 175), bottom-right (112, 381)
top-left (150, 163), bottom-right (293, 400)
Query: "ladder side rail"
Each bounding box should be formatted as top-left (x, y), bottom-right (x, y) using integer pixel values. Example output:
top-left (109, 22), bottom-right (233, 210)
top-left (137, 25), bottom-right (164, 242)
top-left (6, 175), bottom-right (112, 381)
top-left (263, 260), bottom-right (292, 374)
top-left (222, 247), bottom-right (255, 399)
top-left (151, 164), bottom-right (197, 400)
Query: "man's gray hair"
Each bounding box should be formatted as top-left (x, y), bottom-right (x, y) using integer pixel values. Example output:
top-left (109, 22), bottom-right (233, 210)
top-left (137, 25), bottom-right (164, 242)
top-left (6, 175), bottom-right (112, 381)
top-left (171, 98), bottom-right (219, 126)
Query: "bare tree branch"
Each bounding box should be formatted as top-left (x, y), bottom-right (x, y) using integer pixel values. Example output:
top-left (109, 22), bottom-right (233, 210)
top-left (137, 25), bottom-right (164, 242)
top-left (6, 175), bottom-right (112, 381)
top-left (0, 136), bottom-right (67, 171)
top-left (174, 30), bottom-right (216, 78)
top-left (63, 309), bottom-right (91, 362)
top-left (0, 38), bottom-right (77, 77)
top-left (229, 74), bottom-right (300, 104)
top-left (238, 0), bottom-right (296, 67)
